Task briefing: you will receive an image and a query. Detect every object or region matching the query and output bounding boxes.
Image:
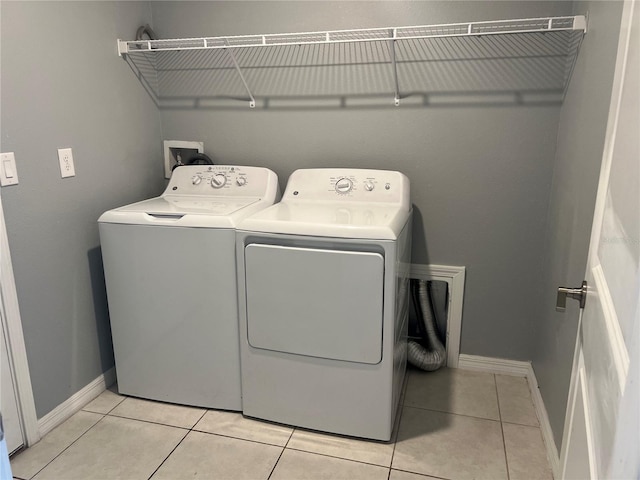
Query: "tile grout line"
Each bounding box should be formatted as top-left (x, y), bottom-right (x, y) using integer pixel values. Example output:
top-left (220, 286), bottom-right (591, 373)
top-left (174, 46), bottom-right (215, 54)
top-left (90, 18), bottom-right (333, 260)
top-left (387, 439), bottom-right (396, 480)
top-left (501, 419), bottom-right (543, 428)
top-left (81, 386), bottom-right (126, 417)
top-left (25, 412), bottom-right (107, 480)
top-left (283, 446), bottom-right (393, 470)
top-left (388, 368), bottom-right (412, 480)
top-left (193, 409), bottom-right (209, 426)
top-left (495, 374), bottom-right (511, 480)
top-left (390, 467), bottom-right (452, 480)
top-left (105, 412), bottom-right (197, 431)
top-left (268, 427), bottom-right (396, 476)
top-left (388, 431), bottom-right (396, 480)
top-left (266, 426), bottom-right (296, 480)
top-left (402, 404), bottom-right (502, 423)
top-left (146, 408), bottom-right (220, 479)
top-left (190, 428), bottom-right (292, 449)
top-left (388, 390), bottom-right (405, 480)
top-left (146, 407), bottom-right (212, 479)
top-left (146, 429), bottom-right (190, 480)
top-left (103, 401), bottom-right (293, 450)
top-left (15, 389), bottom-right (119, 479)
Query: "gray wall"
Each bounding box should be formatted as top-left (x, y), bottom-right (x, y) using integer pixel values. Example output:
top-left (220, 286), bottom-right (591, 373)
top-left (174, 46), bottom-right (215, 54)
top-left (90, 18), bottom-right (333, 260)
top-left (532, 1), bottom-right (624, 449)
top-left (152, 1), bottom-right (571, 361)
top-left (0, 1), bottom-right (163, 418)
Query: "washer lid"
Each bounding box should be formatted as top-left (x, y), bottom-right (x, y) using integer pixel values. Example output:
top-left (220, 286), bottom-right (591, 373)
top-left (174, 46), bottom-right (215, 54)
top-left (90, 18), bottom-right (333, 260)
top-left (99, 196), bottom-right (263, 228)
top-left (237, 202), bottom-right (410, 240)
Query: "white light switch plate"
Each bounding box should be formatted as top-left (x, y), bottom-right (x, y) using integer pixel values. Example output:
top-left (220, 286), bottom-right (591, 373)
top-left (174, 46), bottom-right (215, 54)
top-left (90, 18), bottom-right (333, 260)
top-left (0, 152), bottom-right (19, 186)
top-left (58, 148), bottom-right (75, 178)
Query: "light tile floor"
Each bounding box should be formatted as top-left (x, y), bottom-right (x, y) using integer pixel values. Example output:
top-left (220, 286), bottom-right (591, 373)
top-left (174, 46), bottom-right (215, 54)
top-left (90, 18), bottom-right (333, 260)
top-left (10, 367), bottom-right (553, 480)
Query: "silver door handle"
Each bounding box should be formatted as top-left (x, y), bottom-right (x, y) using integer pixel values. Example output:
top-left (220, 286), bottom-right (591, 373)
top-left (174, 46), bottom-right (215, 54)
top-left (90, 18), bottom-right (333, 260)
top-left (556, 281), bottom-right (587, 311)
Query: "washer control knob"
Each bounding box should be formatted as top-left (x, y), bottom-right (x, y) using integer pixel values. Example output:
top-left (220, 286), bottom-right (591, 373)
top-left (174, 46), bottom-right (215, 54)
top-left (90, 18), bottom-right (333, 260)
top-left (211, 173), bottom-right (227, 188)
top-left (236, 176), bottom-right (247, 186)
top-left (335, 177), bottom-right (353, 194)
top-left (364, 181), bottom-right (375, 191)
top-left (191, 174), bottom-right (203, 185)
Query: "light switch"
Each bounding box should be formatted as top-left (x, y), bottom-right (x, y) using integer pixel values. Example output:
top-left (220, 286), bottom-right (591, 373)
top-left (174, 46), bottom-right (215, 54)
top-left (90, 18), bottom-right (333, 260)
top-left (4, 159), bottom-right (14, 178)
top-left (0, 152), bottom-right (19, 186)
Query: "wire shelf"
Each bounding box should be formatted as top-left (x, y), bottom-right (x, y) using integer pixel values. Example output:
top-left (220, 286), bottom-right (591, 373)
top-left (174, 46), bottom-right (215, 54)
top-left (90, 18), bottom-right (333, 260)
top-left (118, 15), bottom-right (586, 108)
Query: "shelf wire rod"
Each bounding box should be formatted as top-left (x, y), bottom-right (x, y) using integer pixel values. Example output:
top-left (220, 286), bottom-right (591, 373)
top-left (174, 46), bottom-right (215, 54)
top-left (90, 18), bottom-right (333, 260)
top-left (468, 37), bottom-right (502, 91)
top-left (408, 38), bottom-right (436, 90)
top-left (561, 33), bottom-right (584, 99)
top-left (544, 31), bottom-right (573, 55)
top-left (223, 39), bottom-right (256, 108)
top-left (252, 43), bottom-right (274, 94)
top-left (430, 38), bottom-right (454, 89)
top-left (504, 34), bottom-right (557, 88)
top-left (506, 33), bottom-right (562, 88)
top-left (289, 43), bottom-right (304, 96)
top-left (389, 29), bottom-right (401, 106)
top-left (371, 40), bottom-right (386, 92)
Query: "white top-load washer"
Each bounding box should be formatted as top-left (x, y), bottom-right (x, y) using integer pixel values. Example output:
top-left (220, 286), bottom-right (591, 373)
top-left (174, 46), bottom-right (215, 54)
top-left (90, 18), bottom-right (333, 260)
top-left (99, 165), bottom-right (279, 410)
top-left (236, 168), bottom-right (412, 441)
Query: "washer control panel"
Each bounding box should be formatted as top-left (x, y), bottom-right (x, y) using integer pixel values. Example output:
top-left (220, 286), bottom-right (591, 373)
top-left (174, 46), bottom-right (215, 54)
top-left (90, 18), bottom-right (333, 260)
top-left (284, 168), bottom-right (409, 206)
top-left (164, 165), bottom-right (274, 197)
top-left (328, 174), bottom-right (398, 198)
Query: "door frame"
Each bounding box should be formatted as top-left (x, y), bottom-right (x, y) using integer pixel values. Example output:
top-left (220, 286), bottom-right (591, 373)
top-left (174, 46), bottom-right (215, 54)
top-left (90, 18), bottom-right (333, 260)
top-left (0, 191), bottom-right (40, 447)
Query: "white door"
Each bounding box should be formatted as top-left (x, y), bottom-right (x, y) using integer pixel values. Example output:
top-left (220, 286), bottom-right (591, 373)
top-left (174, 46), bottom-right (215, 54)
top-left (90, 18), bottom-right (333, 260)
top-left (560, 1), bottom-right (639, 479)
top-left (1, 186), bottom-right (38, 453)
top-left (1, 310), bottom-right (24, 454)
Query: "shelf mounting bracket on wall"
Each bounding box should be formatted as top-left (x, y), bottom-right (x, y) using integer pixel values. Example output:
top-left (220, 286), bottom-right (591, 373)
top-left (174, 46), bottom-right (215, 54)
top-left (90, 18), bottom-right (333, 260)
top-left (223, 39), bottom-right (256, 108)
top-left (389, 29), bottom-right (401, 107)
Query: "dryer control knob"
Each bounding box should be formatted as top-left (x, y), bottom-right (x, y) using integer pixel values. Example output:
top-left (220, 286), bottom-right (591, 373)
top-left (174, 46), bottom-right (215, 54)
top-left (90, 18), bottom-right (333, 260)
top-left (335, 177), bottom-right (353, 194)
top-left (192, 174), bottom-right (203, 185)
top-left (236, 176), bottom-right (247, 186)
top-left (364, 181), bottom-right (375, 191)
top-left (211, 173), bottom-right (227, 188)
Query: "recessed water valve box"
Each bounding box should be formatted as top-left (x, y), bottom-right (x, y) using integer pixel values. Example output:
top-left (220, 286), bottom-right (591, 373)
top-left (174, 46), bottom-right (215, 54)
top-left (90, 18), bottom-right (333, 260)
top-left (163, 140), bottom-right (204, 179)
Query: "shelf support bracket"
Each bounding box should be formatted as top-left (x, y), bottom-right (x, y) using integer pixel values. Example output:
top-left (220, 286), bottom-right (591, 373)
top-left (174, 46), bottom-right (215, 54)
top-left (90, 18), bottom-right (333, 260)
top-left (223, 40), bottom-right (256, 108)
top-left (117, 39), bottom-right (129, 57)
top-left (389, 30), bottom-right (400, 106)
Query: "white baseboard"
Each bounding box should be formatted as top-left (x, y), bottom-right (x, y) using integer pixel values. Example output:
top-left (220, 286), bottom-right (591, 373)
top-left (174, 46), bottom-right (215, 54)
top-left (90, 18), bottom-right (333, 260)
top-left (37, 368), bottom-right (116, 438)
top-left (525, 363), bottom-right (561, 479)
top-left (457, 354), bottom-right (560, 479)
top-left (458, 353), bottom-right (530, 376)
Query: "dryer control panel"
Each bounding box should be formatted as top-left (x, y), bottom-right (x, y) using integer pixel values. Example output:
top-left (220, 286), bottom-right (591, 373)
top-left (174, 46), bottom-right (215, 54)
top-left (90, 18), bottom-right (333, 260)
top-left (164, 165), bottom-right (278, 198)
top-left (282, 168), bottom-right (410, 208)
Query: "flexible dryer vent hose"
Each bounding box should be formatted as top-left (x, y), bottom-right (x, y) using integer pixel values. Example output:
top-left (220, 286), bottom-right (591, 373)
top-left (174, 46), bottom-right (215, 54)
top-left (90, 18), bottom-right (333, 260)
top-left (407, 280), bottom-right (446, 371)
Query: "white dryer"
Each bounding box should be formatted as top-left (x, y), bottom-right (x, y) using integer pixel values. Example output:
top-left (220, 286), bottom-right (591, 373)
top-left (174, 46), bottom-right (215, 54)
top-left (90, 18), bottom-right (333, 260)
top-left (236, 168), bottom-right (412, 441)
top-left (99, 165), bottom-right (279, 410)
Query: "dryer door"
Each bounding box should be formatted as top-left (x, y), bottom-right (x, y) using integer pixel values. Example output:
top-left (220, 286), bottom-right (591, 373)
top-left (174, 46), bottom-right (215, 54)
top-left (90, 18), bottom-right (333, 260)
top-left (245, 244), bottom-right (384, 364)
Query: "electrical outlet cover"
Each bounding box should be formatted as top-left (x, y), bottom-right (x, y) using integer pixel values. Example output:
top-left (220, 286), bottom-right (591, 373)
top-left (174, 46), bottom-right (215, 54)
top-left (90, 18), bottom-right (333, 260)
top-left (58, 148), bottom-right (75, 178)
